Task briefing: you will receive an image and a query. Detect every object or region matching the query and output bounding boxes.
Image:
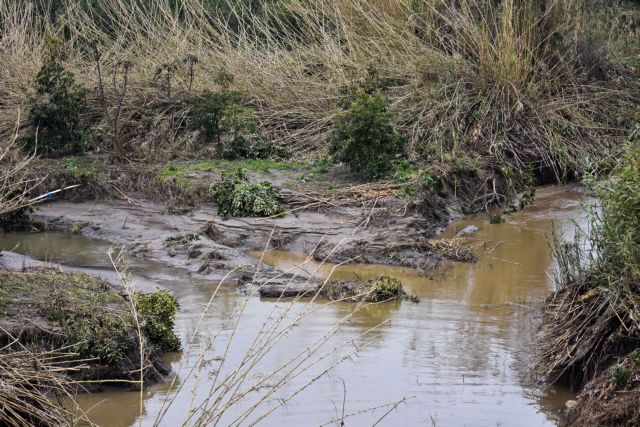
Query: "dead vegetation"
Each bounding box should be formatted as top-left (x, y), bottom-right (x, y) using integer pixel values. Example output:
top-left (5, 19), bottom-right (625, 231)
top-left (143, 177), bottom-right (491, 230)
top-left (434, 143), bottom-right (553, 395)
top-left (0, 0), bottom-right (637, 199)
top-left (537, 138), bottom-right (640, 425)
top-left (0, 346), bottom-right (85, 427)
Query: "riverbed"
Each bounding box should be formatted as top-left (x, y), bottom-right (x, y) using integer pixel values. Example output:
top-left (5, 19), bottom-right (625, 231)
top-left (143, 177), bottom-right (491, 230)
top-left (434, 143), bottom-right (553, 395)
top-left (0, 186), bottom-right (593, 426)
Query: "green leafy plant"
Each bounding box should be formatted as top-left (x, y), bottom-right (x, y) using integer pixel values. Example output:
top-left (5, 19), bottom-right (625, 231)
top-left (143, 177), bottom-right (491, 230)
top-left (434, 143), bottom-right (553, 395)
top-left (135, 290), bottom-right (181, 352)
top-left (330, 90), bottom-right (405, 179)
top-left (47, 292), bottom-right (132, 366)
top-left (64, 158), bottom-right (78, 172)
top-left (190, 87), bottom-right (258, 160)
top-left (489, 213), bottom-right (505, 224)
top-left (612, 366), bottom-right (631, 387)
top-left (357, 276), bottom-right (408, 303)
top-left (164, 233), bottom-right (200, 247)
top-left (246, 140), bottom-right (290, 160)
top-left (23, 37), bottom-right (89, 157)
top-left (213, 169), bottom-right (283, 218)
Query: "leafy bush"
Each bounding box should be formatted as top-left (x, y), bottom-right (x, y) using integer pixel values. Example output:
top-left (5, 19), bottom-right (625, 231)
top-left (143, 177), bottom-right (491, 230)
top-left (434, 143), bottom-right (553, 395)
top-left (47, 291), bottom-right (132, 366)
top-left (23, 38), bottom-right (88, 157)
top-left (246, 140), bottom-right (290, 160)
top-left (213, 169), bottom-right (282, 218)
top-left (135, 290), bottom-right (181, 352)
top-left (70, 316), bottom-right (132, 366)
top-left (190, 90), bottom-right (258, 160)
top-left (330, 90), bottom-right (405, 179)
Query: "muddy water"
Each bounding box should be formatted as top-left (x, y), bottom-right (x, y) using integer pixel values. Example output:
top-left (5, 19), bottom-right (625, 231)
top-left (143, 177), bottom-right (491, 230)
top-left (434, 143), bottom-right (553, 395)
top-left (0, 186), bottom-right (593, 426)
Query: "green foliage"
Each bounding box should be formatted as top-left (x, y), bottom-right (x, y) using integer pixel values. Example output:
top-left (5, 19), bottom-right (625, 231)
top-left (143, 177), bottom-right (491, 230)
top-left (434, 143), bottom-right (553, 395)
top-left (246, 140), bottom-right (290, 160)
top-left (612, 366), bottom-right (631, 387)
top-left (390, 160), bottom-right (437, 197)
top-left (164, 233), bottom-right (200, 247)
top-left (358, 276), bottom-right (408, 303)
top-left (213, 169), bottom-right (283, 218)
top-left (47, 288), bottom-right (132, 366)
top-left (489, 213), bottom-right (505, 224)
top-left (23, 37), bottom-right (88, 157)
top-left (596, 143), bottom-right (640, 276)
top-left (190, 89), bottom-right (258, 160)
top-left (330, 90), bottom-right (405, 179)
top-left (63, 157), bottom-right (78, 172)
top-left (135, 290), bottom-right (181, 352)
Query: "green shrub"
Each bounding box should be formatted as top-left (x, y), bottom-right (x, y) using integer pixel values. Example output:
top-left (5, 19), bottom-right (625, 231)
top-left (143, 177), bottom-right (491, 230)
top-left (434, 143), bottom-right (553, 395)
top-left (190, 90), bottom-right (258, 160)
top-left (612, 366), bottom-right (631, 387)
top-left (71, 316), bottom-right (132, 366)
top-left (135, 290), bottom-right (181, 352)
top-left (330, 90), bottom-right (405, 179)
top-left (47, 292), bottom-right (133, 366)
top-left (213, 169), bottom-right (282, 218)
top-left (23, 37), bottom-right (89, 157)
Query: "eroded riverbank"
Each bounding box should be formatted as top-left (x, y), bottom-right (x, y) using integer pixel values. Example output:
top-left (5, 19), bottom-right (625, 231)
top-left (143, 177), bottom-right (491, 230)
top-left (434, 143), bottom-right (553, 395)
top-left (0, 185), bottom-right (595, 425)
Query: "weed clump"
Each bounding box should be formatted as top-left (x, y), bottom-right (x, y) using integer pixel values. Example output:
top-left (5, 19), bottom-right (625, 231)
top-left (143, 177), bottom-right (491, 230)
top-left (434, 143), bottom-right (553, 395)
top-left (190, 90), bottom-right (256, 159)
top-left (323, 276), bottom-right (417, 303)
top-left (489, 213), bottom-right (505, 224)
top-left (22, 37), bottom-right (89, 157)
top-left (164, 233), bottom-right (200, 247)
top-left (212, 169), bottom-right (282, 218)
top-left (330, 90), bottom-right (405, 180)
top-left (358, 276), bottom-right (408, 303)
top-left (135, 290), bottom-right (181, 352)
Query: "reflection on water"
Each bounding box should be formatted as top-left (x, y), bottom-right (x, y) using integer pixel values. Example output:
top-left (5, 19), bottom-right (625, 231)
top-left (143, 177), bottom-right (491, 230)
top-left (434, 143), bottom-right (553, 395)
top-left (0, 186), bottom-right (593, 426)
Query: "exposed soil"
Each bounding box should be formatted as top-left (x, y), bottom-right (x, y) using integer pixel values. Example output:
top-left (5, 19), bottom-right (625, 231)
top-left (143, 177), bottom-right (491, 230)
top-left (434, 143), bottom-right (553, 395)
top-left (26, 159), bottom-right (460, 295)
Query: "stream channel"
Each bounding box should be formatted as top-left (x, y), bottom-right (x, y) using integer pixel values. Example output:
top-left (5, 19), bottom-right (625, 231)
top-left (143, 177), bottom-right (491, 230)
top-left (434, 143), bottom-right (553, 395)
top-left (0, 186), bottom-right (593, 426)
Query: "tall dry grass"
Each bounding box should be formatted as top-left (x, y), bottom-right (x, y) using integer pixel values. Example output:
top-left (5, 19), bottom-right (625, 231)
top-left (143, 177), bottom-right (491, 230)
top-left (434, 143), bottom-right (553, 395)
top-left (0, 111), bottom-right (36, 216)
top-left (0, 0), bottom-right (637, 177)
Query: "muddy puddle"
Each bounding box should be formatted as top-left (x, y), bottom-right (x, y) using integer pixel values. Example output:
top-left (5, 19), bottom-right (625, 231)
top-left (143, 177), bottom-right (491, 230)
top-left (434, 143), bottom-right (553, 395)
top-left (0, 186), bottom-right (594, 426)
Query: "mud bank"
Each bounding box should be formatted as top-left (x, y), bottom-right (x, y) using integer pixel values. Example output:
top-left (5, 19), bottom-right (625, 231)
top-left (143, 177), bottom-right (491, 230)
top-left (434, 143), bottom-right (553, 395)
top-left (27, 162), bottom-right (458, 296)
top-left (0, 258), bottom-right (171, 386)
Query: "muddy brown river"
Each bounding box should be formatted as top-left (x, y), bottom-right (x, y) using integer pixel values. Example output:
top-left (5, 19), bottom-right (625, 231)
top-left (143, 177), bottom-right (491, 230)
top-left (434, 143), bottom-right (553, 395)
top-left (0, 186), bottom-right (593, 426)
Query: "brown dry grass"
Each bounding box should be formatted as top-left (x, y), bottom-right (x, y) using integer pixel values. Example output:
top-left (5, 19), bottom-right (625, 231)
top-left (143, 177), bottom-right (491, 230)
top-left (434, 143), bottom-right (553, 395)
top-left (0, 0), bottom-right (637, 177)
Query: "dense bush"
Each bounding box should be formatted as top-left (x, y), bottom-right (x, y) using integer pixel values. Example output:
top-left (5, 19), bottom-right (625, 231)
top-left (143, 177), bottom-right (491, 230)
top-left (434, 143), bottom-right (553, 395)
top-left (213, 169), bottom-right (282, 218)
top-left (190, 89), bottom-right (258, 160)
top-left (23, 38), bottom-right (88, 157)
top-left (330, 90), bottom-right (405, 179)
top-left (135, 290), bottom-right (181, 352)
top-left (246, 140), bottom-right (290, 160)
